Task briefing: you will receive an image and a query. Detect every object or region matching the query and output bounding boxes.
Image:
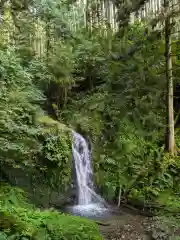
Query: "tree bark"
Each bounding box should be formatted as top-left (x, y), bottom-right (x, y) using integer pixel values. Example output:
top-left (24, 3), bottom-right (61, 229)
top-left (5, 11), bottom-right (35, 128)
top-left (0, 0), bottom-right (6, 22)
top-left (45, 18), bottom-right (50, 60)
top-left (164, 0), bottom-right (175, 155)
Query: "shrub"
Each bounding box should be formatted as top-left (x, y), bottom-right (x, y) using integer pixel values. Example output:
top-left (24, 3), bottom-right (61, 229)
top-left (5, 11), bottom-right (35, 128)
top-left (0, 48), bottom-right (44, 169)
top-left (0, 185), bottom-right (102, 240)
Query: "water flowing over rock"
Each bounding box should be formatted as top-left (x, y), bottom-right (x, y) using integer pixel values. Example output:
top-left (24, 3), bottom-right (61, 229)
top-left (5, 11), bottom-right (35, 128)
top-left (71, 131), bottom-right (108, 217)
top-left (72, 131), bottom-right (93, 205)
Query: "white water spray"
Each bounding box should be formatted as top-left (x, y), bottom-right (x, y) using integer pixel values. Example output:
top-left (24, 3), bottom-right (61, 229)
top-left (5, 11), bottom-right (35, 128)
top-left (72, 131), bottom-right (107, 215)
top-left (72, 131), bottom-right (93, 205)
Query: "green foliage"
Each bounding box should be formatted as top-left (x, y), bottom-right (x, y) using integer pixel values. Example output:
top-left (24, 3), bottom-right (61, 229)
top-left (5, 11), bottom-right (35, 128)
top-left (0, 207), bottom-right (102, 239)
top-left (51, 20), bottom-right (180, 213)
top-left (0, 48), bottom-right (44, 168)
top-left (0, 185), bottom-right (102, 240)
top-left (39, 120), bottom-right (72, 191)
top-left (60, 23), bottom-right (170, 205)
top-left (0, 46), bottom-right (72, 200)
top-left (153, 215), bottom-right (180, 239)
top-left (1, 0), bottom-right (180, 220)
top-left (0, 184), bottom-right (32, 209)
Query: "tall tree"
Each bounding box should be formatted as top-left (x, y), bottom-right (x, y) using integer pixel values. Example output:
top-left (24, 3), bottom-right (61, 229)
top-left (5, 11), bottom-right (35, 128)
top-left (164, 0), bottom-right (175, 154)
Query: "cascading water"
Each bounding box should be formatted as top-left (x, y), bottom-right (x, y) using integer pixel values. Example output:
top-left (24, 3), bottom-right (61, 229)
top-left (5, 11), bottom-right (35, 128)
top-left (72, 131), bottom-right (93, 205)
top-left (69, 131), bottom-right (108, 217)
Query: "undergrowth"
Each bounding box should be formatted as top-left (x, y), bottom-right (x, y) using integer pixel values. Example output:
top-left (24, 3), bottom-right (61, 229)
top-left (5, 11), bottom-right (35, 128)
top-left (153, 215), bottom-right (180, 240)
top-left (2, 1), bottom-right (180, 235)
top-left (0, 184), bottom-right (102, 240)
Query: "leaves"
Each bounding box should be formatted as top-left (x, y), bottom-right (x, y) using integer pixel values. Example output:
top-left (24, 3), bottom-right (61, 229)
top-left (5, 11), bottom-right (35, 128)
top-left (0, 185), bottom-right (102, 239)
top-left (0, 48), bottom-right (44, 167)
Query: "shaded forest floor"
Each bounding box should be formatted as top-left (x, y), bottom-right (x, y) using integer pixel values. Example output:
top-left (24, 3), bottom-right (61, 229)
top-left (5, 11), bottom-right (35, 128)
top-left (100, 214), bottom-right (151, 239)
top-left (99, 210), bottom-right (180, 240)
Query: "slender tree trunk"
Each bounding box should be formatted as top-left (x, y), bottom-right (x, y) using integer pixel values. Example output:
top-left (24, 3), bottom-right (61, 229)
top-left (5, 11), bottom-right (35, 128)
top-left (45, 17), bottom-right (50, 60)
top-left (164, 0), bottom-right (175, 155)
top-left (0, 0), bottom-right (6, 22)
top-left (117, 185), bottom-right (122, 207)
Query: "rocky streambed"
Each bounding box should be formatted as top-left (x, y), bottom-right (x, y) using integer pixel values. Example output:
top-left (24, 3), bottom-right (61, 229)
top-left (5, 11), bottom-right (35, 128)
top-left (99, 212), bottom-right (154, 240)
top-left (98, 209), bottom-right (180, 240)
top-left (59, 203), bottom-right (180, 240)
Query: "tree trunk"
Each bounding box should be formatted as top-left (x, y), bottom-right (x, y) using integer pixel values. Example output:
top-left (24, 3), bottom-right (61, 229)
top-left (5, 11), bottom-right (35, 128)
top-left (164, 0), bottom-right (175, 155)
top-left (45, 17), bottom-right (50, 60)
top-left (0, 0), bottom-right (6, 22)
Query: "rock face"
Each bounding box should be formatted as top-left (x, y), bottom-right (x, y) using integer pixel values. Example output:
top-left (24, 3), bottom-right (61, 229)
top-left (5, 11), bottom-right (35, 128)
top-left (1, 166), bottom-right (74, 208)
top-left (51, 188), bottom-right (77, 209)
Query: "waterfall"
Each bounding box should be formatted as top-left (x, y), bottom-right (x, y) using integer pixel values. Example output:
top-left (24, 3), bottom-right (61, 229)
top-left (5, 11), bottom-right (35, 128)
top-left (72, 131), bottom-right (105, 206)
top-left (66, 131), bottom-right (109, 217)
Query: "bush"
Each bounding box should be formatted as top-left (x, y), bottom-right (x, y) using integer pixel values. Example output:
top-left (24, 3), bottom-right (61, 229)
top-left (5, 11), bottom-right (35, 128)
top-left (0, 48), bottom-right (44, 169)
top-left (0, 185), bottom-right (102, 240)
top-left (0, 47), bottom-right (72, 197)
top-left (0, 207), bottom-right (102, 240)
